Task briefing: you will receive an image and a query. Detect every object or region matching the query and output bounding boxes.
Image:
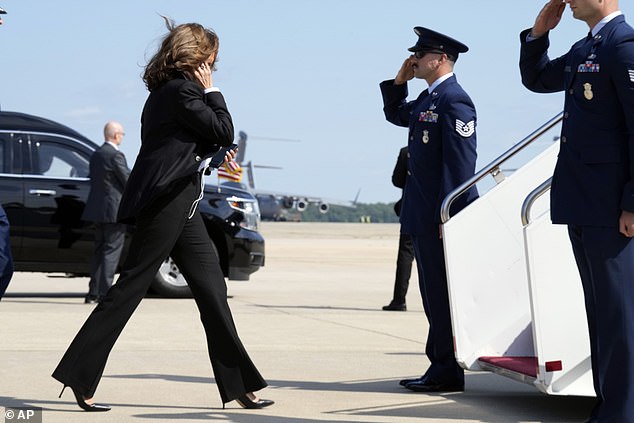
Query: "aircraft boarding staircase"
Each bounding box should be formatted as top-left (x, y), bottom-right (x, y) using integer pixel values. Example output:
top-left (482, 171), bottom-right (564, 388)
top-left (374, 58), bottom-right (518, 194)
top-left (440, 112), bottom-right (595, 397)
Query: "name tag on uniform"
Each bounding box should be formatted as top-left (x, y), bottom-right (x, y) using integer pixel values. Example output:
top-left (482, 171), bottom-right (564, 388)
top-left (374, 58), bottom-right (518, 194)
top-left (419, 110), bottom-right (438, 123)
top-left (578, 61), bottom-right (600, 73)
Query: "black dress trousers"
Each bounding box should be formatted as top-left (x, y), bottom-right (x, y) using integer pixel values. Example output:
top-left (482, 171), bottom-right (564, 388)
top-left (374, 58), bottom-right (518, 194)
top-left (392, 232), bottom-right (414, 305)
top-left (52, 175), bottom-right (267, 404)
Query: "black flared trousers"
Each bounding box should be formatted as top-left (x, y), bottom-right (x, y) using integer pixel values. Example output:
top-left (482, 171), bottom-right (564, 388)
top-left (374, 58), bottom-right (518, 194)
top-left (52, 175), bottom-right (267, 404)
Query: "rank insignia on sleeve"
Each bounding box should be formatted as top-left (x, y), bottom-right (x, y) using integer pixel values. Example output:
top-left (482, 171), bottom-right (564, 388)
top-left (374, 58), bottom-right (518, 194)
top-left (629, 69), bottom-right (634, 82)
top-left (455, 119), bottom-right (475, 137)
top-left (419, 110), bottom-right (439, 123)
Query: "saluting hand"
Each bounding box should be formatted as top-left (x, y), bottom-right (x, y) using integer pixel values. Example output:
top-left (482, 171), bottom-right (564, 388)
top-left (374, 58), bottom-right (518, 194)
top-left (531, 0), bottom-right (566, 39)
top-left (193, 62), bottom-right (214, 90)
top-left (395, 57), bottom-right (415, 85)
top-left (619, 210), bottom-right (634, 238)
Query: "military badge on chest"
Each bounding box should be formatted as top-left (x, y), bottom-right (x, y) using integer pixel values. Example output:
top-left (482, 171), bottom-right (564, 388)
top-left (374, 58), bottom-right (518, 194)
top-left (583, 83), bottom-right (593, 100)
top-left (578, 49), bottom-right (599, 101)
top-left (577, 61), bottom-right (600, 74)
top-left (422, 130), bottom-right (430, 144)
top-left (419, 106), bottom-right (437, 144)
top-left (419, 110), bottom-right (438, 123)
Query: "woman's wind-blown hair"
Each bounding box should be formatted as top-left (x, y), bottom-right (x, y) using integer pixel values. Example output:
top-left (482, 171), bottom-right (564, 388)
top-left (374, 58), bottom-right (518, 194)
top-left (142, 14), bottom-right (219, 91)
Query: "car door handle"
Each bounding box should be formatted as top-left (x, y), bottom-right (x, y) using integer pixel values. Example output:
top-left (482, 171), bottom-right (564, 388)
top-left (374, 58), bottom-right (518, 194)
top-left (28, 189), bottom-right (57, 196)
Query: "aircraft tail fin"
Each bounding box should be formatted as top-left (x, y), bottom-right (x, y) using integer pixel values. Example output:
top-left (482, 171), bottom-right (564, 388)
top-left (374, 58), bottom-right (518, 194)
top-left (352, 188), bottom-right (361, 206)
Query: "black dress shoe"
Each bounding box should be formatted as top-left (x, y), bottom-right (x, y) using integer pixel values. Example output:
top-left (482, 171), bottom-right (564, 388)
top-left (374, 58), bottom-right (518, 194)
top-left (234, 395), bottom-right (274, 409)
top-left (58, 385), bottom-right (111, 412)
top-left (84, 295), bottom-right (99, 304)
top-left (382, 302), bottom-right (407, 311)
top-left (399, 376), bottom-right (423, 387)
top-left (405, 378), bottom-right (464, 393)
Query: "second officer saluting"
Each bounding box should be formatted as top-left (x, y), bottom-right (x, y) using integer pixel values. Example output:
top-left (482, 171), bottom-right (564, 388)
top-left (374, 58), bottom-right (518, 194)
top-left (380, 27), bottom-right (478, 392)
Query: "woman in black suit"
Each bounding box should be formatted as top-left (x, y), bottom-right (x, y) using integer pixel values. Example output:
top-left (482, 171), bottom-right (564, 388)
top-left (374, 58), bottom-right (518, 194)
top-left (52, 18), bottom-right (273, 411)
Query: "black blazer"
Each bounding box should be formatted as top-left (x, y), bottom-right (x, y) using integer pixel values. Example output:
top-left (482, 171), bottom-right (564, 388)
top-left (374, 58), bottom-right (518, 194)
top-left (118, 77), bottom-right (234, 223)
top-left (82, 142), bottom-right (130, 223)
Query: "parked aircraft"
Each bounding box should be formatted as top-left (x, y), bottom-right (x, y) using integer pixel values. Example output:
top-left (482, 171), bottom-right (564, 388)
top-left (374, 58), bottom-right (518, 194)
top-left (216, 131), bottom-right (356, 221)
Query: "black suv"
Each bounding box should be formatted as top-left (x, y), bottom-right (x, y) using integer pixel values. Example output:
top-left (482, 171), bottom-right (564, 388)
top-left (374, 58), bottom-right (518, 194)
top-left (0, 111), bottom-right (265, 297)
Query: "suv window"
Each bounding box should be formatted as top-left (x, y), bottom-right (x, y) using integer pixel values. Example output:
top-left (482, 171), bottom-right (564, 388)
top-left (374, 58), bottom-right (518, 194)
top-left (28, 136), bottom-right (90, 178)
top-left (0, 136), bottom-right (5, 174)
top-left (0, 133), bottom-right (22, 174)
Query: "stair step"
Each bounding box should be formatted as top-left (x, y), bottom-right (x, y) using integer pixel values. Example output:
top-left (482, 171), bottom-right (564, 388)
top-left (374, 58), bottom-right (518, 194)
top-left (478, 356), bottom-right (538, 384)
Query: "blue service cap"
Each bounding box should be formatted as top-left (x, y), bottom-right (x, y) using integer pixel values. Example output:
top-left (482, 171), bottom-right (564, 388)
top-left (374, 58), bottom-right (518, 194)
top-left (408, 27), bottom-right (468, 59)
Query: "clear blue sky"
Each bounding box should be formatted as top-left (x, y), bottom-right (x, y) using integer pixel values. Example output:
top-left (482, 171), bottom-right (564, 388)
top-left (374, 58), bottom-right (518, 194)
top-left (2, 1), bottom-right (632, 203)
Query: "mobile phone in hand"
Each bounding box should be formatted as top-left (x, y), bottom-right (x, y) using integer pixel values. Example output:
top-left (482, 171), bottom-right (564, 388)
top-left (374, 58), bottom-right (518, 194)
top-left (208, 144), bottom-right (239, 169)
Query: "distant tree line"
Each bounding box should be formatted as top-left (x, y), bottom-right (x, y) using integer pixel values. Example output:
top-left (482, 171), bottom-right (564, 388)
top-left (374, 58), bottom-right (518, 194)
top-left (298, 202), bottom-right (399, 223)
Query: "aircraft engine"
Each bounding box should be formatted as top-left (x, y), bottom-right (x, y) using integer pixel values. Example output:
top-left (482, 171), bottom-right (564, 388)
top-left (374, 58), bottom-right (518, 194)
top-left (281, 196), bottom-right (294, 209)
top-left (296, 198), bottom-right (308, 212)
top-left (318, 202), bottom-right (329, 214)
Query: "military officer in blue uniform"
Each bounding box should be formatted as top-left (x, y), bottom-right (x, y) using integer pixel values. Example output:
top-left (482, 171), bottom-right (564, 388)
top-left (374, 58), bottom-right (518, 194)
top-left (380, 27), bottom-right (478, 393)
top-left (520, 1), bottom-right (634, 421)
top-left (0, 204), bottom-right (13, 299)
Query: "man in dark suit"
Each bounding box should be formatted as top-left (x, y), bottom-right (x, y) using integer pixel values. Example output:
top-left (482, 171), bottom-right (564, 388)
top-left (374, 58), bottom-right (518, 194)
top-left (383, 146), bottom-right (415, 311)
top-left (520, 1), bottom-right (634, 420)
top-left (380, 27), bottom-right (478, 393)
top-left (82, 121), bottom-right (130, 304)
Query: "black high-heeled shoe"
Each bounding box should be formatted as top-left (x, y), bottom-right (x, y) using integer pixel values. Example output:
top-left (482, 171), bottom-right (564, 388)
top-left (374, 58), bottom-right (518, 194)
top-left (234, 394), bottom-right (274, 409)
top-left (58, 385), bottom-right (111, 412)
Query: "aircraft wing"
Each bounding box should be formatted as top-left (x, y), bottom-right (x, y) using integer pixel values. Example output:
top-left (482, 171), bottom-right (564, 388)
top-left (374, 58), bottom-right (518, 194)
top-left (254, 188), bottom-right (356, 211)
top-left (219, 184), bottom-right (358, 222)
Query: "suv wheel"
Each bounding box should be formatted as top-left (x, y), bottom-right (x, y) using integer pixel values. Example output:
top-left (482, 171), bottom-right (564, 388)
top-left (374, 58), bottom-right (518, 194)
top-left (151, 257), bottom-right (193, 298)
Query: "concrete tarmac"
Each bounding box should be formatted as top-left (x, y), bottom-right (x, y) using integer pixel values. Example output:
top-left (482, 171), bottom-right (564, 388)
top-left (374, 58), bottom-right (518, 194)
top-left (1, 222), bottom-right (596, 422)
